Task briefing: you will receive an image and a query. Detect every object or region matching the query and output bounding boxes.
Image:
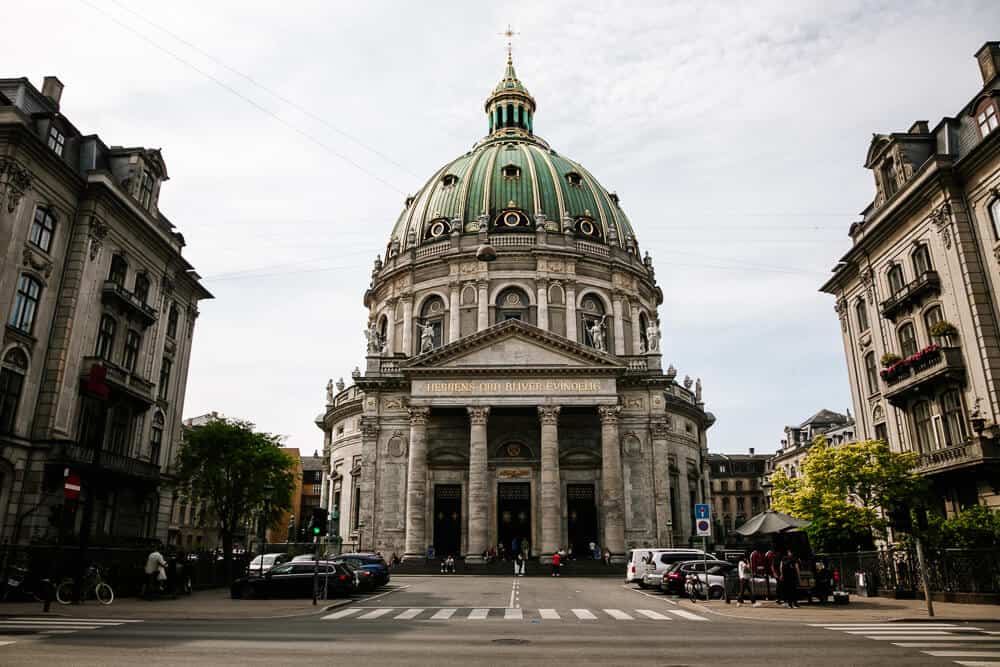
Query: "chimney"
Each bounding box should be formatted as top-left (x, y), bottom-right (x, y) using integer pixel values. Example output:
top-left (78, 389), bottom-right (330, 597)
top-left (41, 76), bottom-right (64, 108)
top-left (749, 447), bottom-right (755, 456)
top-left (975, 42), bottom-right (1000, 86)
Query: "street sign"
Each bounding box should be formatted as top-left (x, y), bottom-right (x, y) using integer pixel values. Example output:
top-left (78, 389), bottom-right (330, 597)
top-left (695, 518), bottom-right (712, 537)
top-left (64, 471), bottom-right (81, 501)
top-left (694, 503), bottom-right (710, 520)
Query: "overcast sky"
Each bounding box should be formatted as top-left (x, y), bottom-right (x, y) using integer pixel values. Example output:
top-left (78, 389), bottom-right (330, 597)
top-left (7, 0), bottom-right (999, 454)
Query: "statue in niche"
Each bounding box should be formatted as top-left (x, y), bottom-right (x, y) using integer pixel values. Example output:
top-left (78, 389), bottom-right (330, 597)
top-left (364, 320), bottom-right (383, 355)
top-left (646, 319), bottom-right (661, 353)
top-left (417, 320), bottom-right (436, 353)
top-left (587, 315), bottom-right (608, 352)
top-left (326, 379), bottom-right (334, 404)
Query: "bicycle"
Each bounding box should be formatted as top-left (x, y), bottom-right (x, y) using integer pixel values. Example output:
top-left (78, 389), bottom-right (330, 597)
top-left (55, 565), bottom-right (114, 605)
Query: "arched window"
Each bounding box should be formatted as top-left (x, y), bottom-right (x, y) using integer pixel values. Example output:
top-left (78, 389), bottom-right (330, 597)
top-left (495, 287), bottom-right (529, 322)
top-left (898, 322), bottom-right (917, 357)
top-left (881, 157), bottom-right (898, 198)
top-left (912, 400), bottom-right (935, 452)
top-left (579, 294), bottom-right (609, 351)
top-left (864, 352), bottom-right (879, 395)
top-left (29, 206), bottom-right (56, 253)
top-left (150, 412), bottom-right (164, 465)
top-left (139, 170), bottom-right (154, 208)
top-left (639, 312), bottom-right (650, 352)
top-left (990, 197), bottom-right (1000, 241)
top-left (166, 303), bottom-right (179, 339)
top-left (911, 244), bottom-right (932, 276)
top-left (923, 305), bottom-right (944, 340)
top-left (8, 274), bottom-right (42, 334)
top-left (887, 264), bottom-right (905, 294)
top-left (96, 314), bottom-right (117, 360)
top-left (109, 254), bottom-right (128, 286)
top-left (377, 315), bottom-right (388, 346)
top-left (0, 349), bottom-right (28, 435)
top-left (417, 296), bottom-right (445, 352)
top-left (939, 390), bottom-right (966, 447)
top-left (133, 273), bottom-right (150, 304)
top-left (158, 356), bottom-right (172, 400)
top-left (855, 298), bottom-right (869, 332)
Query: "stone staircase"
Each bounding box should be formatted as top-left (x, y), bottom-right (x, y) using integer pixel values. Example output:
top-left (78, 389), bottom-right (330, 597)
top-left (390, 557), bottom-right (620, 577)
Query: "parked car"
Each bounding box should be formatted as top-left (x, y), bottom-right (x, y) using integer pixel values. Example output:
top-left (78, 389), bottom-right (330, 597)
top-left (338, 553), bottom-right (391, 587)
top-left (659, 559), bottom-right (730, 595)
top-left (231, 561), bottom-right (354, 599)
top-left (627, 548), bottom-right (707, 587)
top-left (247, 552), bottom-right (290, 574)
top-left (681, 562), bottom-right (781, 600)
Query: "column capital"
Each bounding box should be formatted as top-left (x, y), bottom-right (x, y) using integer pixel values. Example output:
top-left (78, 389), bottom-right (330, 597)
top-left (537, 405), bottom-right (561, 424)
top-left (399, 294), bottom-right (413, 304)
top-left (407, 407), bottom-right (430, 425)
top-left (476, 279), bottom-right (489, 290)
top-left (650, 417), bottom-right (671, 438)
top-left (598, 405), bottom-right (621, 424)
top-left (360, 416), bottom-right (381, 438)
top-left (535, 277), bottom-right (550, 289)
top-left (467, 406), bottom-right (490, 424)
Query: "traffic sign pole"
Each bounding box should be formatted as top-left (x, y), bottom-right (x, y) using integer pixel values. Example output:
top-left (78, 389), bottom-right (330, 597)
top-left (694, 503), bottom-right (712, 599)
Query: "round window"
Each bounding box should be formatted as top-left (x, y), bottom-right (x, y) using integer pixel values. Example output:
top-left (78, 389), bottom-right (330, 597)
top-left (578, 220), bottom-right (595, 236)
top-left (429, 221), bottom-right (447, 237)
top-left (503, 212), bottom-right (521, 227)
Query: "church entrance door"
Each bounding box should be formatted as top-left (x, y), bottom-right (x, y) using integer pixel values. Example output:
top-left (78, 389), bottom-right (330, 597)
top-left (497, 482), bottom-right (531, 556)
top-left (567, 484), bottom-right (598, 557)
top-left (433, 484), bottom-right (462, 558)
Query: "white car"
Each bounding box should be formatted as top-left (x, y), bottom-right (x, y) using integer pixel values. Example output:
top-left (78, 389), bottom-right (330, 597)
top-left (627, 548), bottom-right (707, 586)
top-left (684, 563), bottom-right (779, 600)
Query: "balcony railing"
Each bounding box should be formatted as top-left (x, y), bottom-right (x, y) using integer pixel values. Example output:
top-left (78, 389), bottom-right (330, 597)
top-left (492, 234), bottom-right (536, 248)
top-left (880, 270), bottom-right (941, 322)
top-left (49, 442), bottom-right (161, 481)
top-left (576, 239), bottom-right (610, 258)
top-left (101, 280), bottom-right (158, 327)
top-left (81, 357), bottom-right (156, 405)
top-left (912, 438), bottom-right (997, 475)
top-left (414, 240), bottom-right (450, 259)
top-left (883, 346), bottom-right (965, 406)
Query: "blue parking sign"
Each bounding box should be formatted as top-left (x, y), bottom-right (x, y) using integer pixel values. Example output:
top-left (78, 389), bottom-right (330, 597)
top-left (694, 503), bottom-right (710, 520)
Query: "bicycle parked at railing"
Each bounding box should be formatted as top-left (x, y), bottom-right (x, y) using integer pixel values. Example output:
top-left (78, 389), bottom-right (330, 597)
top-left (55, 565), bottom-right (114, 605)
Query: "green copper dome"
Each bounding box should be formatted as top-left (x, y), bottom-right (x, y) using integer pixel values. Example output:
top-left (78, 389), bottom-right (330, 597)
top-left (387, 57), bottom-right (638, 255)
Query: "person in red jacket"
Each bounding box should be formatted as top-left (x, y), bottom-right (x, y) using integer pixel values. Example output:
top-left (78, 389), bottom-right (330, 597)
top-left (551, 551), bottom-right (561, 577)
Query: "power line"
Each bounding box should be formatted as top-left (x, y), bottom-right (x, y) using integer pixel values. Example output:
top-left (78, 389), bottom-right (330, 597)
top-left (78, 0), bottom-right (407, 195)
top-left (104, 0), bottom-right (420, 180)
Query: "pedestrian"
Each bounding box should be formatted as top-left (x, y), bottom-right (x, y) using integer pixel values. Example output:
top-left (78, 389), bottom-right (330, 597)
top-left (551, 551), bottom-right (561, 577)
top-left (143, 545), bottom-right (167, 599)
top-left (589, 541), bottom-right (598, 560)
top-left (780, 550), bottom-right (800, 608)
top-left (514, 551), bottom-right (525, 576)
top-left (426, 544), bottom-right (436, 560)
top-left (446, 555), bottom-right (456, 573)
top-left (602, 549), bottom-right (611, 566)
top-left (736, 552), bottom-right (755, 605)
top-left (512, 537), bottom-right (520, 560)
top-left (567, 545), bottom-right (574, 560)
top-left (521, 539), bottom-right (530, 559)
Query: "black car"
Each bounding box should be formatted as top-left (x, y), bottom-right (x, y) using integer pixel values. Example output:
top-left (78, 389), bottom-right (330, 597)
top-left (231, 561), bottom-right (355, 599)
top-left (337, 553), bottom-right (390, 588)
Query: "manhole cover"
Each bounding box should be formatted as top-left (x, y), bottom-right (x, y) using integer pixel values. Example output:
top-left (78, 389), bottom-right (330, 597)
top-left (492, 638), bottom-right (530, 646)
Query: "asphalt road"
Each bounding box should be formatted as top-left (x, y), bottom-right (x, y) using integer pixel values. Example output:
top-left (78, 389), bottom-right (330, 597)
top-left (0, 576), bottom-right (996, 666)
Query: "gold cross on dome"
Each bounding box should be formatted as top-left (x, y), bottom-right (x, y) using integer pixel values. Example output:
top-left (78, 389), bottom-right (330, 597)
top-left (499, 24), bottom-right (519, 60)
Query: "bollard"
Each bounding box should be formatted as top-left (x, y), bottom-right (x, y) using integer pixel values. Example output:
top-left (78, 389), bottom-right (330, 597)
top-left (42, 578), bottom-right (51, 613)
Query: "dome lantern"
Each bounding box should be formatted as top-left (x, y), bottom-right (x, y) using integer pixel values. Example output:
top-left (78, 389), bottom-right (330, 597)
top-left (485, 49), bottom-right (536, 137)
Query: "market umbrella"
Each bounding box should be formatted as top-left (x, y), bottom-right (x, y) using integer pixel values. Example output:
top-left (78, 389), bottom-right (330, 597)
top-left (734, 510), bottom-right (810, 537)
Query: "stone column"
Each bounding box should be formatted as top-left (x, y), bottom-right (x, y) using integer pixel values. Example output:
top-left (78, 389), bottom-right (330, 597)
top-left (449, 284), bottom-right (460, 343)
top-left (403, 407), bottom-right (430, 559)
top-left (536, 279), bottom-right (549, 331)
top-left (631, 303), bottom-right (642, 353)
top-left (400, 296), bottom-right (414, 356)
top-left (466, 406), bottom-right (490, 563)
top-left (675, 449), bottom-right (692, 546)
top-left (565, 281), bottom-right (578, 342)
top-left (384, 298), bottom-right (398, 355)
top-left (650, 419), bottom-right (673, 547)
top-left (538, 405), bottom-right (561, 559)
top-left (359, 416), bottom-right (380, 552)
top-left (476, 280), bottom-right (489, 330)
top-left (598, 405), bottom-right (626, 560)
top-left (612, 292), bottom-right (626, 356)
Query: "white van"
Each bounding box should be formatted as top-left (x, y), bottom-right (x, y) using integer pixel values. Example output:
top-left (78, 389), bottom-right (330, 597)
top-left (625, 548), bottom-right (707, 586)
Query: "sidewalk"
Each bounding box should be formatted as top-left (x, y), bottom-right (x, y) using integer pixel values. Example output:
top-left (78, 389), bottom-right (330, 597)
top-left (0, 587), bottom-right (351, 621)
top-left (669, 594), bottom-right (999, 624)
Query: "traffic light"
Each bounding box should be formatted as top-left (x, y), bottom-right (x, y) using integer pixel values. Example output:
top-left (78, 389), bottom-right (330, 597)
top-left (311, 507), bottom-right (328, 536)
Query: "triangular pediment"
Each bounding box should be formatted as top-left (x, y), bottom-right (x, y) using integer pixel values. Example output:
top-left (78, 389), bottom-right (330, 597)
top-left (405, 319), bottom-right (622, 371)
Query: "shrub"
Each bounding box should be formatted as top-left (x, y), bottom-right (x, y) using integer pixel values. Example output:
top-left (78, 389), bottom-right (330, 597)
top-left (880, 353), bottom-right (902, 367)
top-left (929, 321), bottom-right (958, 339)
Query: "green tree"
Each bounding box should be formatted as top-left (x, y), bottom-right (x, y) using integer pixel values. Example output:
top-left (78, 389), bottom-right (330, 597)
top-left (938, 505), bottom-right (1000, 550)
top-left (770, 437), bottom-right (925, 552)
top-left (173, 418), bottom-right (295, 580)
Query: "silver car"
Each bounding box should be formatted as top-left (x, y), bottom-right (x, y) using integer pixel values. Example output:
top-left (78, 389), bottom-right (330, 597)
top-left (634, 549), bottom-right (708, 588)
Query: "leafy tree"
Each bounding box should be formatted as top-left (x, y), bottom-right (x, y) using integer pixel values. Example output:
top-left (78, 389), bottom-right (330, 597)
top-left (939, 505), bottom-right (1000, 549)
top-left (770, 437), bottom-right (924, 551)
top-left (173, 418), bottom-right (295, 580)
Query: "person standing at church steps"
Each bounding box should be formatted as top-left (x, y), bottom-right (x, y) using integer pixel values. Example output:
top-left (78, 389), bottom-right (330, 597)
top-left (551, 551), bottom-right (561, 577)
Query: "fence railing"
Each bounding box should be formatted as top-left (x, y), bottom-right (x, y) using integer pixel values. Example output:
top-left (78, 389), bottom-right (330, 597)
top-left (817, 547), bottom-right (1000, 596)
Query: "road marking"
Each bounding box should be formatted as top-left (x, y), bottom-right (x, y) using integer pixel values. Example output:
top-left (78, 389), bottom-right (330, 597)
top-left (894, 643), bottom-right (968, 648)
top-left (394, 608), bottom-right (422, 620)
top-left (924, 652), bottom-right (1000, 658)
top-left (504, 608), bottom-right (522, 620)
top-left (321, 608), bottom-right (361, 620)
top-left (0, 623), bottom-right (102, 630)
top-left (358, 608), bottom-right (394, 620)
top-left (665, 609), bottom-right (709, 621)
top-left (538, 609), bottom-right (560, 619)
top-left (12, 617), bottom-right (143, 623)
top-left (603, 609), bottom-right (633, 620)
top-left (571, 609), bottom-right (597, 620)
top-left (39, 630), bottom-right (80, 634)
top-left (0, 640), bottom-right (15, 646)
top-left (867, 636), bottom-right (999, 642)
top-left (635, 609), bottom-right (671, 620)
top-left (844, 630), bottom-right (953, 636)
top-left (954, 662), bottom-right (1000, 667)
top-left (814, 623), bottom-right (964, 628)
top-left (468, 608), bottom-right (489, 620)
top-left (430, 609), bottom-right (456, 620)
top-left (508, 579), bottom-right (516, 608)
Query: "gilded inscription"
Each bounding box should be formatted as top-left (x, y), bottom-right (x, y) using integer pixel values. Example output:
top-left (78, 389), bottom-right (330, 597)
top-left (423, 379), bottom-right (601, 394)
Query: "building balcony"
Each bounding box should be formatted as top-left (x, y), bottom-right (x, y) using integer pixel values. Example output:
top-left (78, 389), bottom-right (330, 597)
top-left (101, 280), bottom-right (158, 328)
top-left (49, 442), bottom-right (161, 482)
top-left (880, 270), bottom-right (941, 322)
top-left (81, 357), bottom-right (156, 406)
top-left (883, 346), bottom-right (965, 406)
top-left (912, 438), bottom-right (998, 476)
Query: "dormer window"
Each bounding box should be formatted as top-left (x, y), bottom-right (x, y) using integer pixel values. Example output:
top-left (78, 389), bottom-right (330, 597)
top-left (566, 172), bottom-right (583, 187)
top-left (139, 170), bottom-right (154, 209)
top-left (502, 164), bottom-right (521, 179)
top-left (47, 126), bottom-right (65, 157)
top-left (977, 102), bottom-right (998, 137)
top-left (441, 174), bottom-right (459, 188)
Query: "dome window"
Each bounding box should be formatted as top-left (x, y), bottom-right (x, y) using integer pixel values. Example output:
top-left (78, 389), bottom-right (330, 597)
top-left (441, 174), bottom-right (459, 188)
top-left (502, 164), bottom-right (521, 180)
top-left (566, 172), bottom-right (583, 188)
top-left (575, 217), bottom-right (601, 239)
top-left (426, 219), bottom-right (450, 239)
top-left (502, 211), bottom-right (522, 227)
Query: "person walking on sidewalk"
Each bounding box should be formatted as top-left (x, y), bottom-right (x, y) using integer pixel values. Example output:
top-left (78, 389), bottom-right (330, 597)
top-left (736, 552), bottom-right (755, 606)
top-left (514, 551), bottom-right (525, 577)
top-left (143, 546), bottom-right (167, 599)
top-left (780, 550), bottom-right (801, 608)
top-left (551, 551), bottom-right (561, 577)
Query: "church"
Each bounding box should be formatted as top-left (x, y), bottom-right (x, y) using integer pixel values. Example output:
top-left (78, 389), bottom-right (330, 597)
top-left (317, 51), bottom-right (714, 563)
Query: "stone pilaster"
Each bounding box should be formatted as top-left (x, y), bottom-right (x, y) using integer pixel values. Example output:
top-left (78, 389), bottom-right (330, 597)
top-left (449, 283), bottom-right (460, 343)
top-left (359, 416), bottom-right (380, 552)
top-left (650, 418), bottom-right (673, 547)
top-left (466, 406), bottom-right (490, 563)
top-left (598, 405), bottom-right (626, 560)
top-left (675, 449), bottom-right (692, 545)
top-left (538, 405), bottom-right (561, 559)
top-left (403, 407), bottom-right (430, 559)
top-left (565, 281), bottom-right (578, 341)
top-left (476, 280), bottom-right (489, 330)
top-left (384, 298), bottom-right (398, 355)
top-left (400, 296), bottom-right (414, 357)
top-left (631, 303), bottom-right (642, 353)
top-left (612, 291), bottom-right (626, 356)
top-left (536, 279), bottom-right (549, 331)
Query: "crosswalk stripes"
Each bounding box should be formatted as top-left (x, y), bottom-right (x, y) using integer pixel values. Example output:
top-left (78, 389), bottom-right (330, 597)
top-left (812, 622), bottom-right (1000, 667)
top-left (321, 607), bottom-right (709, 622)
top-left (0, 617), bottom-right (142, 645)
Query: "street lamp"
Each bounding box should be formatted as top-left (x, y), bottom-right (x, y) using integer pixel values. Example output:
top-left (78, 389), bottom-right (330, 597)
top-left (288, 513), bottom-right (296, 544)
